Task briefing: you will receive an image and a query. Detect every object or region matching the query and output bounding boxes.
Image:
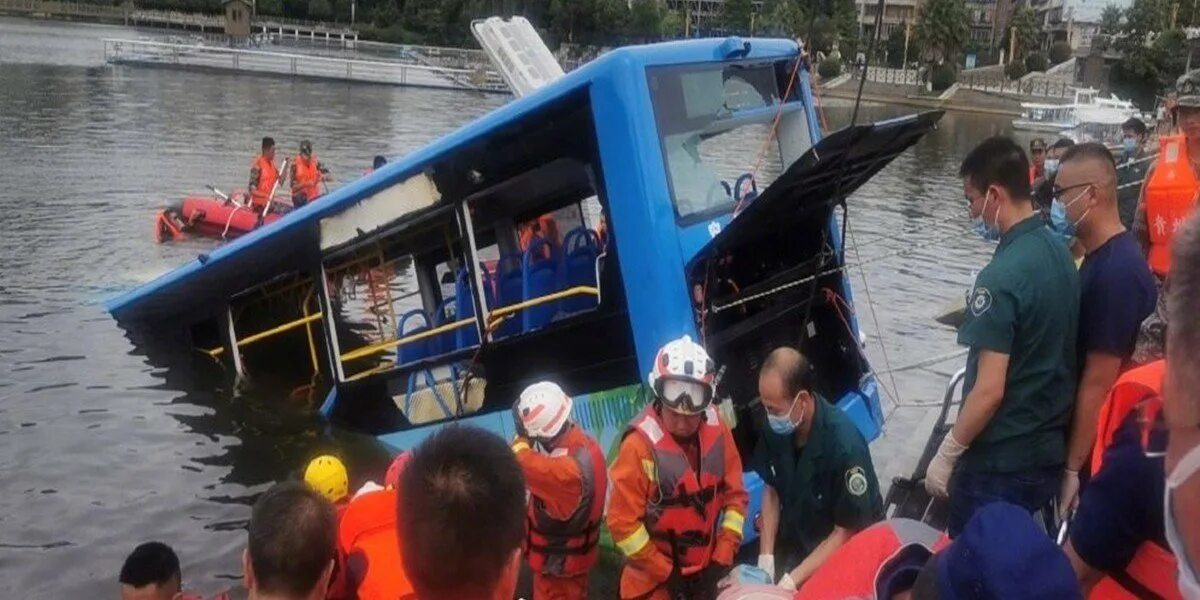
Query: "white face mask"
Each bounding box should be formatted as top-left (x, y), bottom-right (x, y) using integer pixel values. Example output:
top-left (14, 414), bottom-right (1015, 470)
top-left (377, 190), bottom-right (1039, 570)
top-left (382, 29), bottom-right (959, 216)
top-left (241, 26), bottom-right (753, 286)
top-left (1165, 443), bottom-right (1200, 598)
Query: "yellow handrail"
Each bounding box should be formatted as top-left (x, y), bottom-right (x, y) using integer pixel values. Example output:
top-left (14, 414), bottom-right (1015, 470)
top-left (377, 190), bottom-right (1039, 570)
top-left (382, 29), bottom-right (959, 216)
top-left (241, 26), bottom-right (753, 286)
top-left (208, 312), bottom-right (324, 357)
top-left (340, 317), bottom-right (476, 363)
top-left (487, 286), bottom-right (599, 321)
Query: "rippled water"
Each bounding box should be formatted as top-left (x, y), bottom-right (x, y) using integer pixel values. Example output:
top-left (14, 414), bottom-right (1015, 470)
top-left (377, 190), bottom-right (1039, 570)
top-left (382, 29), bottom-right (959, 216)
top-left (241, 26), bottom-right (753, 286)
top-left (0, 16), bottom-right (1027, 597)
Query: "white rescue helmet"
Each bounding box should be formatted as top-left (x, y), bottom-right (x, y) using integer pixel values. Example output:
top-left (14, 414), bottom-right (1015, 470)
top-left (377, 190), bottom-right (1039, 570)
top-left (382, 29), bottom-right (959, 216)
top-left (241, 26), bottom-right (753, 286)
top-left (648, 335), bottom-right (716, 416)
top-left (516, 381), bottom-right (573, 439)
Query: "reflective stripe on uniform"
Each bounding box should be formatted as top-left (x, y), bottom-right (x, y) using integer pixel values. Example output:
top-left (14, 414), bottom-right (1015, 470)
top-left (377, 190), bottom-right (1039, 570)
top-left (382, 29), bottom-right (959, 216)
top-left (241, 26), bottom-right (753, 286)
top-left (721, 509), bottom-right (744, 535)
top-left (616, 524), bottom-right (651, 557)
top-left (512, 440), bottom-right (531, 454)
top-left (641, 459), bottom-right (657, 483)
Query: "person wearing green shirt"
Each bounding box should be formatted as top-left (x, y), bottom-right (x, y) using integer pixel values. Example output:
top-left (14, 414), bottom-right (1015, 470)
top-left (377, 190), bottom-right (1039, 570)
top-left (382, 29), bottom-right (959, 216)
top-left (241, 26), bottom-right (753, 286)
top-left (925, 136), bottom-right (1080, 537)
top-left (751, 347), bottom-right (883, 591)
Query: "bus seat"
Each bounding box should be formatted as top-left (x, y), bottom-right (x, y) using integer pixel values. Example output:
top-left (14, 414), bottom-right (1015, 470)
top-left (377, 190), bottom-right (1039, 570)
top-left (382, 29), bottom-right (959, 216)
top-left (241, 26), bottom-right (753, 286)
top-left (495, 254), bottom-right (523, 338)
top-left (395, 308), bottom-right (431, 365)
top-left (433, 297), bottom-right (456, 354)
top-left (454, 268), bottom-right (481, 349)
top-left (562, 227), bottom-right (600, 313)
top-left (403, 368), bottom-right (454, 423)
top-left (522, 237), bottom-right (559, 331)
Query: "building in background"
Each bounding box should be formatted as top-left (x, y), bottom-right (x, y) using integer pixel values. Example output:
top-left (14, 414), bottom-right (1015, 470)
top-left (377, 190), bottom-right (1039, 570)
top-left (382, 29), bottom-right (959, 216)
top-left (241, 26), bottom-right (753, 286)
top-left (1035, 0), bottom-right (1130, 50)
top-left (856, 0), bottom-right (919, 41)
top-left (964, 0), bottom-right (1014, 52)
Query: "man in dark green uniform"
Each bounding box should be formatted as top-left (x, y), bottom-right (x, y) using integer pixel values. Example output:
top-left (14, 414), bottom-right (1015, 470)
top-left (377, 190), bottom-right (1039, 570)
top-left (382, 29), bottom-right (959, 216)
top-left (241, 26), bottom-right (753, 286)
top-left (751, 347), bottom-right (883, 591)
top-left (925, 136), bottom-right (1080, 537)
top-left (1116, 117), bottom-right (1151, 229)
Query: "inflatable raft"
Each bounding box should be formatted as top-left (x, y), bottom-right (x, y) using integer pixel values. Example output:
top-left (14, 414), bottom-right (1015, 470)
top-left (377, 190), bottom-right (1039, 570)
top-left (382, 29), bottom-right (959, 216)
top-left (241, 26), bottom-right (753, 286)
top-left (154, 194), bottom-right (284, 243)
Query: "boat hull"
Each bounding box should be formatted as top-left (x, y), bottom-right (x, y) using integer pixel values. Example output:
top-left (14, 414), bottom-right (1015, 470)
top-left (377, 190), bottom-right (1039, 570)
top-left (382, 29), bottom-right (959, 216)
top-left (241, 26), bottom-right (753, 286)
top-left (155, 196), bottom-right (282, 242)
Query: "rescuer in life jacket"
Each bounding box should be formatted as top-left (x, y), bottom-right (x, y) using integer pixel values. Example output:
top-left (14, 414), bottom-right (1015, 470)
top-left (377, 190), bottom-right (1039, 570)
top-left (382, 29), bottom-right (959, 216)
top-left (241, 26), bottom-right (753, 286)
top-left (248, 137), bottom-right (280, 211)
top-left (1132, 92), bottom-right (1200, 363)
top-left (606, 335), bottom-right (749, 600)
top-left (331, 452), bottom-right (415, 600)
top-left (290, 140), bottom-right (331, 208)
top-left (510, 381), bottom-right (607, 600)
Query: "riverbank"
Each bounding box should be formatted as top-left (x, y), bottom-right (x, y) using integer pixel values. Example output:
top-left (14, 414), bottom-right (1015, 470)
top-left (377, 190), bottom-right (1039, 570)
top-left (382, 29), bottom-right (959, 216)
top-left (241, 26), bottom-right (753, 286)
top-left (819, 78), bottom-right (1023, 117)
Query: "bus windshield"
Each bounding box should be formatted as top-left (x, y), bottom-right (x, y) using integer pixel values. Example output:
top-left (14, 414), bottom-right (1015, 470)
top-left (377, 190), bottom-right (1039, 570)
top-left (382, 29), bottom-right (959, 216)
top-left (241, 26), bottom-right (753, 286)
top-left (647, 59), bottom-right (806, 222)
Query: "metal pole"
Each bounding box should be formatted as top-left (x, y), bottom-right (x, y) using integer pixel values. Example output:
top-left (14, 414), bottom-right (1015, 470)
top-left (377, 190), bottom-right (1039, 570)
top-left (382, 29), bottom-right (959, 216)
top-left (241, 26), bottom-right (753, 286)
top-left (225, 306), bottom-right (246, 378)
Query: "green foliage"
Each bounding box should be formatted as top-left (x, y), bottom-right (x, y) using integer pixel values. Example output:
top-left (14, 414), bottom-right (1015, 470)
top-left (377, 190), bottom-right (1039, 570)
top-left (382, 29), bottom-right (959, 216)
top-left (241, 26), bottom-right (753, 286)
top-left (758, 0), bottom-right (802, 36)
top-left (1108, 0), bottom-right (1186, 109)
top-left (628, 0), bottom-right (665, 41)
top-left (930, 62), bottom-right (956, 90)
top-left (307, 0), bottom-right (332, 22)
top-left (817, 58), bottom-right (842, 78)
top-left (1008, 6), bottom-right (1037, 60)
top-left (1100, 4), bottom-right (1123, 33)
top-left (371, 0), bottom-right (398, 28)
top-left (1004, 59), bottom-right (1027, 80)
top-left (1049, 41), bottom-right (1072, 64)
top-left (257, 0), bottom-right (282, 16)
top-left (661, 9), bottom-right (684, 38)
top-left (916, 0), bottom-right (968, 64)
top-left (885, 24), bottom-right (908, 67)
top-left (720, 0), bottom-right (754, 34)
top-left (832, 0), bottom-right (860, 58)
top-left (1024, 52), bottom-right (1048, 71)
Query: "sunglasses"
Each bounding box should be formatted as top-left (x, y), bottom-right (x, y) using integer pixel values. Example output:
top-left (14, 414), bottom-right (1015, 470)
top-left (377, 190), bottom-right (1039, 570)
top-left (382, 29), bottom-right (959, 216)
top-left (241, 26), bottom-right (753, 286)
top-left (1049, 181), bottom-right (1093, 198)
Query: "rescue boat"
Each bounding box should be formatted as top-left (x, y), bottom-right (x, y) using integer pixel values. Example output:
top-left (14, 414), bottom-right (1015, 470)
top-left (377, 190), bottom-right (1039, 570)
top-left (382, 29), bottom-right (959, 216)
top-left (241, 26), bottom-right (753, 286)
top-left (154, 194), bottom-right (285, 243)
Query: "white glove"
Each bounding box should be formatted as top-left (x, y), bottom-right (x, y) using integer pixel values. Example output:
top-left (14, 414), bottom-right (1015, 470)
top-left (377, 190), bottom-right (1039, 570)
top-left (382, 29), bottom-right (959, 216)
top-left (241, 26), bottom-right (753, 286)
top-left (352, 480), bottom-right (384, 499)
top-left (1057, 468), bottom-right (1080, 519)
top-left (925, 433), bottom-right (968, 498)
top-left (757, 554), bottom-right (776, 581)
top-left (778, 572), bottom-right (797, 591)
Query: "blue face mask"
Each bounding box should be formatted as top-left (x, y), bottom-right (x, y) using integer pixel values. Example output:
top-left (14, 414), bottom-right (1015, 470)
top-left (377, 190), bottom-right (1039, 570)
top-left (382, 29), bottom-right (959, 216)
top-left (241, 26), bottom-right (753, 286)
top-left (1050, 186), bottom-right (1091, 239)
top-left (767, 393), bottom-right (803, 435)
top-left (1045, 158), bottom-right (1060, 175)
top-left (972, 191), bottom-right (1001, 242)
top-left (1122, 137), bottom-right (1138, 156)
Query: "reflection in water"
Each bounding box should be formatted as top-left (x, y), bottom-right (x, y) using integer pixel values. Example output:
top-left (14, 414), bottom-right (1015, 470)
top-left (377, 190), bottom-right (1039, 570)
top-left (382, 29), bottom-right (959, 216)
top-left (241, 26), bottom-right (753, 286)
top-left (1, 16), bottom-right (1026, 596)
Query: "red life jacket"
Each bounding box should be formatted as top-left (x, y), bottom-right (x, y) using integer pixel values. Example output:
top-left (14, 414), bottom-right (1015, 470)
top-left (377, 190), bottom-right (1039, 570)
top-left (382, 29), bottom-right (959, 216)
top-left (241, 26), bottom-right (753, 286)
top-left (1144, 135), bottom-right (1198, 276)
top-left (336, 489), bottom-right (414, 600)
top-left (1087, 360), bottom-right (1181, 600)
top-left (250, 154), bottom-right (279, 208)
top-left (526, 426), bottom-right (608, 577)
top-left (624, 405), bottom-right (727, 576)
top-left (292, 155), bottom-right (323, 202)
top-left (796, 518), bottom-right (950, 599)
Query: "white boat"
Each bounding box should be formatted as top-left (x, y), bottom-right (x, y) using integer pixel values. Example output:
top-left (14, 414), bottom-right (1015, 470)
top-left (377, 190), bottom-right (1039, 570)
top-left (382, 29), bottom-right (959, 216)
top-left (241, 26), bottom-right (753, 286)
top-left (1012, 88), bottom-right (1139, 134)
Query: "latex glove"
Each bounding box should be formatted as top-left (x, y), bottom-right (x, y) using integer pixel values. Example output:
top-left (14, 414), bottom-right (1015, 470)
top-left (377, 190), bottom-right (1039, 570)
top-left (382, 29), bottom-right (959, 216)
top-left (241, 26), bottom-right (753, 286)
top-left (1057, 468), bottom-right (1080, 519)
top-left (757, 554), bottom-right (776, 581)
top-left (352, 480), bottom-right (384, 499)
top-left (778, 572), bottom-right (797, 591)
top-left (925, 432), bottom-right (968, 498)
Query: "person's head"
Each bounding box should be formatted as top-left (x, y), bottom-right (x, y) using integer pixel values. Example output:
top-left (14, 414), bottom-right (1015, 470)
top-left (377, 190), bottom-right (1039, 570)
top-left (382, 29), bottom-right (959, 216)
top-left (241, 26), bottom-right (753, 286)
top-left (758, 347), bottom-right (816, 437)
top-left (1029, 138), bottom-right (1046, 169)
top-left (243, 482), bottom-right (337, 600)
top-left (303, 455), bottom-right (348, 504)
top-left (648, 335), bottom-right (716, 439)
top-left (298, 139), bottom-right (312, 158)
top-left (1053, 142), bottom-right (1118, 239)
top-left (1176, 94), bottom-right (1200, 141)
top-left (399, 425), bottom-right (525, 600)
top-left (1045, 137), bottom-right (1075, 173)
top-left (261, 137), bottom-right (276, 161)
top-left (515, 381), bottom-right (573, 447)
top-left (1165, 213), bottom-right (1200, 592)
top-left (959, 137), bottom-right (1032, 236)
top-left (372, 155), bottom-right (387, 170)
top-left (119, 542), bottom-right (182, 600)
top-left (926, 502), bottom-right (1081, 600)
top-left (1121, 117), bottom-right (1148, 154)
top-left (383, 451), bottom-right (411, 490)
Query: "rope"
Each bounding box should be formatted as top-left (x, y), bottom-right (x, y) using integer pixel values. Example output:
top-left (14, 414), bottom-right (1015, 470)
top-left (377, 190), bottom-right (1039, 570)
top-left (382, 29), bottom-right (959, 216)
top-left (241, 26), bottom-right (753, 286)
top-left (845, 220), bottom-right (904, 406)
top-left (874, 347), bottom-right (969, 375)
top-left (733, 53), bottom-right (805, 216)
top-left (220, 205), bottom-right (245, 240)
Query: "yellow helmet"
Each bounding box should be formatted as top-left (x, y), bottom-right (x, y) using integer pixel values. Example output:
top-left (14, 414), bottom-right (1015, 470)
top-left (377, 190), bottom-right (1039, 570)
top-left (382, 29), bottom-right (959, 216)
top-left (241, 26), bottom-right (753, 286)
top-left (304, 455), bottom-right (348, 503)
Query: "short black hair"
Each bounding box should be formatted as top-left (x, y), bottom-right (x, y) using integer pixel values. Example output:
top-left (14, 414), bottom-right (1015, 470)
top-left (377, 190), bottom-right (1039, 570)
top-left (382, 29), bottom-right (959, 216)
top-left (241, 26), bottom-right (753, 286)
top-left (373, 155), bottom-right (387, 169)
top-left (399, 425), bottom-right (526, 598)
top-left (261, 137), bottom-right (275, 150)
top-left (1050, 137), bottom-right (1075, 150)
top-left (1121, 117), bottom-right (1148, 136)
top-left (1061, 141), bottom-right (1117, 173)
top-left (119, 541), bottom-right (181, 588)
top-left (247, 481), bottom-right (336, 597)
top-left (958, 136), bottom-right (1032, 200)
top-left (761, 346), bottom-right (814, 397)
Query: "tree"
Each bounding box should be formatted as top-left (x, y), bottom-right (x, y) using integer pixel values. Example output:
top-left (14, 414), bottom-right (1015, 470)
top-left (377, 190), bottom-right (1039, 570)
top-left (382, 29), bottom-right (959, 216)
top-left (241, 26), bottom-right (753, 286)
top-left (628, 0), bottom-right (665, 41)
top-left (885, 22), bottom-right (918, 67)
top-left (307, 0), bottom-right (332, 21)
top-left (916, 0), bottom-right (968, 64)
top-left (832, 0), bottom-right (860, 58)
top-left (720, 0), bottom-right (754, 34)
top-left (1008, 6), bottom-right (1037, 60)
top-left (1100, 4), bottom-right (1123, 33)
top-left (594, 0), bottom-right (629, 38)
top-left (661, 9), bottom-right (685, 38)
top-left (758, 0), bottom-right (801, 36)
top-left (1049, 40), bottom-right (1072, 63)
top-left (257, 0), bottom-right (282, 16)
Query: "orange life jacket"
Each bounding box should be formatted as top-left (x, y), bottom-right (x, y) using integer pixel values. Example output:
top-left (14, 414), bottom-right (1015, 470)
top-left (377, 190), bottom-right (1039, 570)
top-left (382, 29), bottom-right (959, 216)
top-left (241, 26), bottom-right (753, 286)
top-left (336, 489), bottom-right (413, 600)
top-left (292, 155), bottom-right (323, 202)
top-left (796, 518), bottom-right (950, 600)
top-left (1144, 135), bottom-right (1199, 276)
top-left (526, 427), bottom-right (607, 577)
top-left (250, 154), bottom-right (279, 208)
top-left (624, 405), bottom-right (727, 576)
top-left (1086, 360), bottom-right (1181, 600)
top-left (1030, 165), bottom-right (1039, 185)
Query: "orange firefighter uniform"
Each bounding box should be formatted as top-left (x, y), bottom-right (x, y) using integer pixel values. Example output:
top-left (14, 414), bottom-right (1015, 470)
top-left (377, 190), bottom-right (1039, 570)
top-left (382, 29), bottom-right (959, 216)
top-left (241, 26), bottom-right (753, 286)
top-left (248, 154), bottom-right (279, 210)
top-left (1084, 360), bottom-right (1181, 600)
top-left (1143, 135), bottom-right (1199, 276)
top-left (606, 405), bottom-right (748, 600)
top-left (290, 155), bottom-right (327, 207)
top-left (512, 424), bottom-right (607, 600)
top-left (334, 488), bottom-right (414, 600)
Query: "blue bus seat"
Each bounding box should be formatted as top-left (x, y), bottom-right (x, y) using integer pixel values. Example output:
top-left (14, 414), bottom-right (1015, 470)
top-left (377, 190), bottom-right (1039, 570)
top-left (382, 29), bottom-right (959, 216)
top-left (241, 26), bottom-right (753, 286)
top-left (561, 227), bottom-right (600, 314)
top-left (495, 254), bottom-right (524, 338)
top-left (433, 297), bottom-right (457, 354)
top-left (395, 308), bottom-right (431, 365)
top-left (454, 268), bottom-right (482, 349)
top-left (522, 237), bottom-right (559, 331)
